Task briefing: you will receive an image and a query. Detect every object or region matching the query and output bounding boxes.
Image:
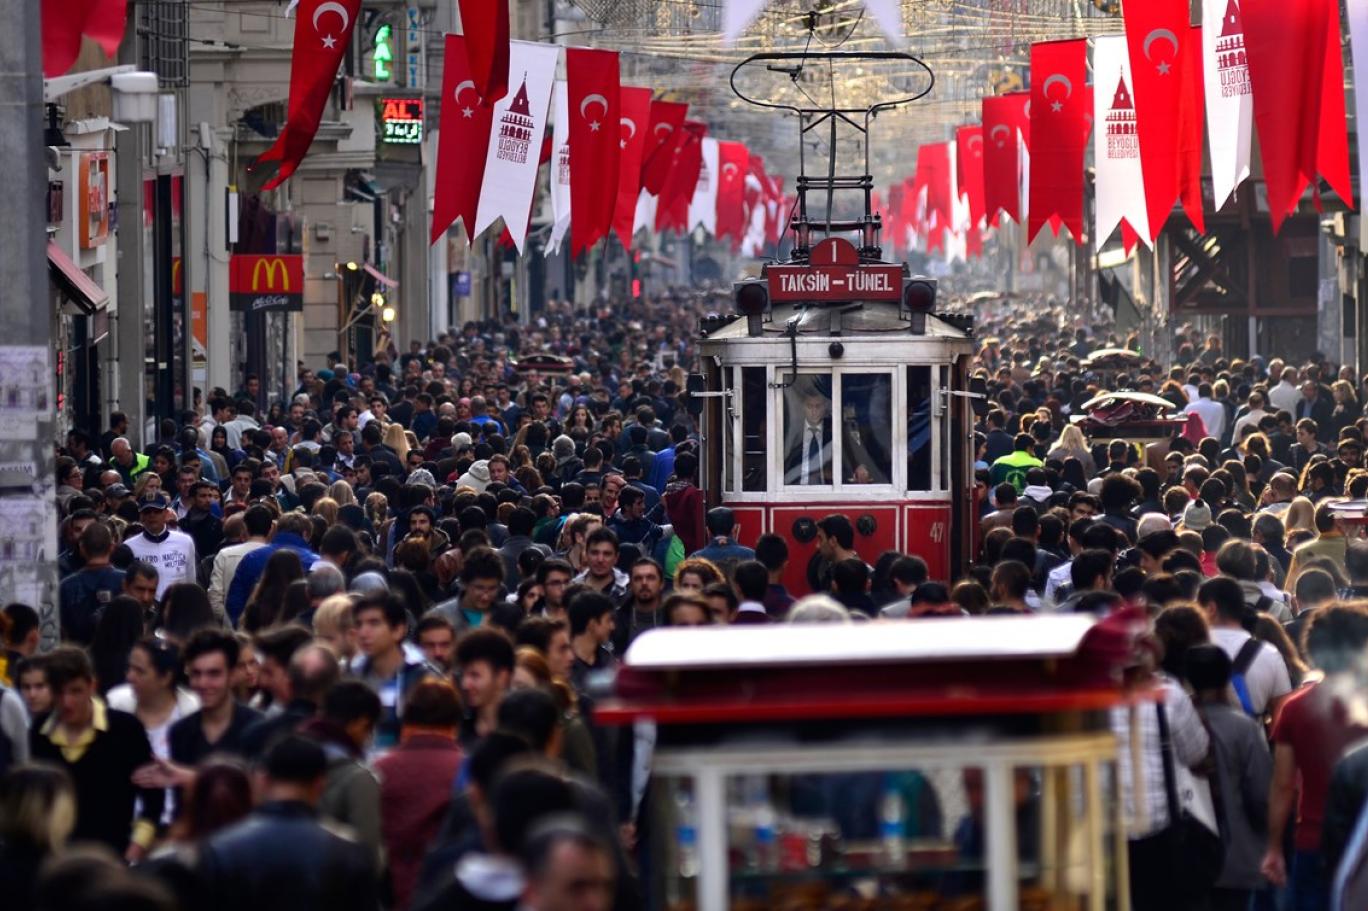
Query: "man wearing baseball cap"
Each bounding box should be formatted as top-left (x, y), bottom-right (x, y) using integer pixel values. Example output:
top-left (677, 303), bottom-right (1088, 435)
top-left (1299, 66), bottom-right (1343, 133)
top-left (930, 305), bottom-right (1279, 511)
top-left (123, 492), bottom-right (198, 599)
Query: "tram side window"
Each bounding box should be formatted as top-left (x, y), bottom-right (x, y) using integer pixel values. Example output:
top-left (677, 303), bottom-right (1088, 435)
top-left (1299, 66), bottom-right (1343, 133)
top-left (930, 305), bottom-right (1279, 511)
top-left (741, 367), bottom-right (767, 491)
top-left (722, 368), bottom-right (734, 492)
top-left (782, 373), bottom-right (834, 487)
top-left (907, 366), bottom-right (933, 491)
top-left (840, 374), bottom-right (892, 484)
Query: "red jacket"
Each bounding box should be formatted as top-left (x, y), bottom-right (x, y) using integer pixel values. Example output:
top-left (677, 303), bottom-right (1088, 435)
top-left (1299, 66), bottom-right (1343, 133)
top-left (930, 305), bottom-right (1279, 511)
top-left (663, 482), bottom-right (706, 555)
top-left (373, 734), bottom-right (464, 910)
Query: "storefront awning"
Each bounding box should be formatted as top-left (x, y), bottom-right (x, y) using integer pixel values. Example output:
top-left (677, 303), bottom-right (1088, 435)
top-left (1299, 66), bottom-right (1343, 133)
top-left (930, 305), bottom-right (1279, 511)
top-left (48, 241), bottom-right (109, 313)
top-left (363, 263), bottom-right (399, 288)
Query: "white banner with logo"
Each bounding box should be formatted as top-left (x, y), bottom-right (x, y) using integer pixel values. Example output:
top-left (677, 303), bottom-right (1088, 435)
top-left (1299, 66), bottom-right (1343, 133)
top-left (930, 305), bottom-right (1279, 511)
top-left (1093, 35), bottom-right (1151, 250)
top-left (473, 40), bottom-right (559, 252)
top-left (546, 80), bottom-right (572, 255)
top-left (1202, 0), bottom-right (1254, 210)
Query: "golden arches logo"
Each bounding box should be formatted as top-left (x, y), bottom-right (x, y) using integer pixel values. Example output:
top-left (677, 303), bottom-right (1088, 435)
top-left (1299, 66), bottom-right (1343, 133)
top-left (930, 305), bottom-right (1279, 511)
top-left (251, 257), bottom-right (291, 291)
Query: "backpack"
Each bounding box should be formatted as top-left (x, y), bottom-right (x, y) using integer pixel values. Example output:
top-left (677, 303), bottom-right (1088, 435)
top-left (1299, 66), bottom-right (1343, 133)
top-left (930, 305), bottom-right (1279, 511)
top-left (1230, 638), bottom-right (1265, 718)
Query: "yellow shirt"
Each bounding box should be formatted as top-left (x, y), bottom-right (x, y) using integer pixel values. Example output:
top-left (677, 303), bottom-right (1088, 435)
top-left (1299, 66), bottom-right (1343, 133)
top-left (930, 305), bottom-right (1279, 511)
top-left (41, 695), bottom-right (108, 763)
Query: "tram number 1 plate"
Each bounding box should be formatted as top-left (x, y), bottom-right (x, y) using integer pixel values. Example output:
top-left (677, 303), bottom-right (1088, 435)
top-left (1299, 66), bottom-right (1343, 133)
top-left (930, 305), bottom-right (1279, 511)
top-left (766, 264), bottom-right (903, 302)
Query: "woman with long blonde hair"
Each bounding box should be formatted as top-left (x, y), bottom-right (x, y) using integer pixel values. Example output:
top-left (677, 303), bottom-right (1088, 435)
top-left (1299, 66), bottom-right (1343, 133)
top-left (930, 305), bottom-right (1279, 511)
top-left (1284, 496), bottom-right (1316, 533)
top-left (365, 491), bottom-right (389, 528)
top-left (312, 496), bottom-right (339, 526)
top-left (0, 763), bottom-right (77, 905)
top-left (1046, 423), bottom-right (1095, 475)
top-left (382, 422), bottom-right (410, 464)
top-left (327, 479), bottom-right (357, 507)
top-left (132, 471), bottom-right (162, 501)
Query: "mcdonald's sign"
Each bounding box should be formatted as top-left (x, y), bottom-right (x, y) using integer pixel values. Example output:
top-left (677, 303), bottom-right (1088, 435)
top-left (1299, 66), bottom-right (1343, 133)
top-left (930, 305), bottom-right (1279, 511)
top-left (229, 254), bottom-right (304, 311)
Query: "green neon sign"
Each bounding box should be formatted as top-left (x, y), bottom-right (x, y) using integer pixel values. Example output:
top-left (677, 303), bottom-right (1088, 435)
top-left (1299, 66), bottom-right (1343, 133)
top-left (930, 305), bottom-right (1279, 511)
top-left (374, 24), bottom-right (394, 81)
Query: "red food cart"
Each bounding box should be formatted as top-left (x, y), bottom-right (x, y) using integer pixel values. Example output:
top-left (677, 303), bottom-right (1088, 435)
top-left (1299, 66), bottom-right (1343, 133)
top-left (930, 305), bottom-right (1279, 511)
top-left (598, 615), bottom-right (1139, 911)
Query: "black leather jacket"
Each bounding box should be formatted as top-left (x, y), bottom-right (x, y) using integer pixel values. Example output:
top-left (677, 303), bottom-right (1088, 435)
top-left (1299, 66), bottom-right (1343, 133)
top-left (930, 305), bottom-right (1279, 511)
top-left (197, 801), bottom-right (378, 911)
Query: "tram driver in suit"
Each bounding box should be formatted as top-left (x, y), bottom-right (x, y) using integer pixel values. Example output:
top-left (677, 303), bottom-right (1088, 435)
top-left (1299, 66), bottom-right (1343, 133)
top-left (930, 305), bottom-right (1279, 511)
top-left (785, 389), bottom-right (834, 485)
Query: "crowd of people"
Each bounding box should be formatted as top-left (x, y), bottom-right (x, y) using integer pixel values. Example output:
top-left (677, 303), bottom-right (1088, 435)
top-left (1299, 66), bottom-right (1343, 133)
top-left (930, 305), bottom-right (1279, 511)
top-left (8, 287), bottom-right (1368, 910)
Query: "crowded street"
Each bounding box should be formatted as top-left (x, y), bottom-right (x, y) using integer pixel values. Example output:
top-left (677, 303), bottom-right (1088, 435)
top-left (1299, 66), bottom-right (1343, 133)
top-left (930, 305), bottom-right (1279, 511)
top-left (13, 0), bottom-right (1368, 910)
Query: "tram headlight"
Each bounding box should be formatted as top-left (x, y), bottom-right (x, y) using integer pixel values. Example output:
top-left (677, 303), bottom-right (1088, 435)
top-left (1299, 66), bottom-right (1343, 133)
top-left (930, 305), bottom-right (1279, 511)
top-left (736, 282), bottom-right (768, 316)
top-left (736, 281), bottom-right (768, 338)
top-left (903, 279), bottom-right (937, 313)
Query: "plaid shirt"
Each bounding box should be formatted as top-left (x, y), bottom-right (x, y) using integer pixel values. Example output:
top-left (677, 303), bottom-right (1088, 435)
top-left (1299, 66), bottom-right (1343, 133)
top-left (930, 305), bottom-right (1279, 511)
top-left (1110, 675), bottom-right (1210, 838)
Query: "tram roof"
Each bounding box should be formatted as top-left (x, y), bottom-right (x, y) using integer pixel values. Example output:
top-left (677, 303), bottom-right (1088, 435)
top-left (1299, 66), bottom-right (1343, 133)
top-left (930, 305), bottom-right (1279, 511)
top-left (701, 301), bottom-right (974, 341)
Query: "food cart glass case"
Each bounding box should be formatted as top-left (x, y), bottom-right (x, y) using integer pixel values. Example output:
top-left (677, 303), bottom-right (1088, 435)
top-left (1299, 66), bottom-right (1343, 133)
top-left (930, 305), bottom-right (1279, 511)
top-left (602, 616), bottom-right (1134, 911)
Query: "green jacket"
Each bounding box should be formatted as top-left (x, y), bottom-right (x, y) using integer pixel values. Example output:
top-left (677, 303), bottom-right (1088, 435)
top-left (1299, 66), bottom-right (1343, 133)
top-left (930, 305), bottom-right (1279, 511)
top-left (989, 449), bottom-right (1043, 493)
top-left (107, 452), bottom-right (151, 486)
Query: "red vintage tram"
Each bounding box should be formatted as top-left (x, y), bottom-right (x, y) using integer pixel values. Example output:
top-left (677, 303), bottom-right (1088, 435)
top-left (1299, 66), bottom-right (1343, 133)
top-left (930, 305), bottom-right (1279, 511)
top-left (693, 255), bottom-right (979, 591)
top-left (689, 52), bottom-right (982, 591)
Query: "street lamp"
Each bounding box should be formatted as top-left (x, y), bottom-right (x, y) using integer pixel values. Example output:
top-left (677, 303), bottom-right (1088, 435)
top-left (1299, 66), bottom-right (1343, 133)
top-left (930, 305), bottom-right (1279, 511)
top-left (43, 65), bottom-right (161, 123)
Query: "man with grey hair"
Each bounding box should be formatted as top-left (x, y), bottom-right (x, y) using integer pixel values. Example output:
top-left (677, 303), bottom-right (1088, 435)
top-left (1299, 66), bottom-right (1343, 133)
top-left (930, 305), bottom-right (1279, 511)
top-left (786, 594), bottom-right (852, 624)
top-left (308, 562), bottom-right (346, 614)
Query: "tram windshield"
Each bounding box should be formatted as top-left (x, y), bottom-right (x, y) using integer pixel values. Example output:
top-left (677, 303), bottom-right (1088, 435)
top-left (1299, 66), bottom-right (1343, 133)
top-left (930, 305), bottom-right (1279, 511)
top-left (782, 374), bottom-right (834, 486)
top-left (840, 373), bottom-right (892, 484)
top-left (781, 372), bottom-right (893, 487)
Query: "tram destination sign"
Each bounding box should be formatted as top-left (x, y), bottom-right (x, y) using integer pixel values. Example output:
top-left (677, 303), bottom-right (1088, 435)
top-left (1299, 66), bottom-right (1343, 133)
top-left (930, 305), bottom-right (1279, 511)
top-left (765, 237), bottom-right (903, 302)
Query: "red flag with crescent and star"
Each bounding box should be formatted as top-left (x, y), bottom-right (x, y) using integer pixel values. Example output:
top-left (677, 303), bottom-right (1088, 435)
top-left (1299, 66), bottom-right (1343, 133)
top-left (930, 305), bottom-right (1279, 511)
top-left (566, 48), bottom-right (621, 256)
top-left (431, 34), bottom-right (495, 243)
top-left (252, 0), bottom-right (362, 189)
top-left (641, 102), bottom-right (690, 196)
top-left (956, 125), bottom-right (986, 229)
top-left (1027, 39), bottom-right (1089, 244)
top-left (1243, 0), bottom-right (1353, 232)
top-left (1122, 0), bottom-right (1205, 235)
top-left (982, 92), bottom-right (1028, 226)
top-left (458, 0), bottom-right (510, 106)
top-left (612, 86), bottom-right (654, 249)
top-left (714, 141), bottom-right (750, 245)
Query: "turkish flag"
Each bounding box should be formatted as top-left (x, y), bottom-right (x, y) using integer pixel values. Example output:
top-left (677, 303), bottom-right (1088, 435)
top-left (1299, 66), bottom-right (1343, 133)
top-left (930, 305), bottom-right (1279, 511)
top-left (431, 35), bottom-right (495, 243)
top-left (458, 0), bottom-right (510, 105)
top-left (1123, 0), bottom-right (1205, 235)
top-left (641, 102), bottom-right (689, 195)
top-left (1244, 0), bottom-right (1353, 232)
top-left (656, 123), bottom-right (705, 233)
top-left (918, 143), bottom-right (954, 243)
top-left (883, 184), bottom-right (902, 254)
top-left (1027, 39), bottom-right (1089, 244)
top-left (956, 125), bottom-right (986, 229)
top-left (715, 141), bottom-right (750, 244)
top-left (764, 175), bottom-right (786, 247)
top-left (613, 86), bottom-right (654, 249)
top-left (252, 0), bottom-right (362, 190)
top-left (43, 0), bottom-right (128, 77)
top-left (739, 154), bottom-right (769, 254)
top-left (566, 48), bottom-right (620, 256)
top-left (982, 92), bottom-right (1028, 225)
